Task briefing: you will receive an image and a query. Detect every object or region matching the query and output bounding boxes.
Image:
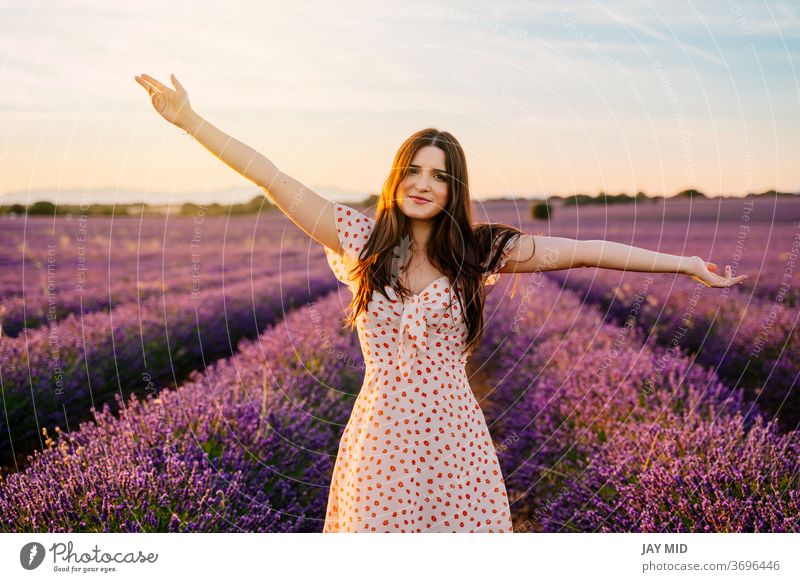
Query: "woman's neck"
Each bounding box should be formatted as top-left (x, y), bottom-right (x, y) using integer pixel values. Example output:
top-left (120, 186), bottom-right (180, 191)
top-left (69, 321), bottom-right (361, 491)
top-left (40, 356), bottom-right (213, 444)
top-left (408, 218), bottom-right (435, 252)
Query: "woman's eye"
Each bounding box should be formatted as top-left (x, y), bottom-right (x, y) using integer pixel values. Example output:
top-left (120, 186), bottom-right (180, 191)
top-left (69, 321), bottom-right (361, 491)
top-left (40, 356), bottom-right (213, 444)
top-left (406, 168), bottom-right (445, 181)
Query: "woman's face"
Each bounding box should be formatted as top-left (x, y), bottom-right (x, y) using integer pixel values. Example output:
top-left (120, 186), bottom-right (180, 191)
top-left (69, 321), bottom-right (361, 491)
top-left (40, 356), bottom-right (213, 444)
top-left (397, 145), bottom-right (449, 220)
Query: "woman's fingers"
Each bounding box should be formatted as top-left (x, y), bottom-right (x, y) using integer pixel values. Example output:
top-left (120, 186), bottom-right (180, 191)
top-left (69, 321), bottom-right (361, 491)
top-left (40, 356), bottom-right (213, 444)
top-left (720, 273), bottom-right (748, 287)
top-left (170, 73), bottom-right (186, 94)
top-left (140, 73), bottom-right (170, 93)
top-left (135, 76), bottom-right (162, 100)
top-left (701, 264), bottom-right (748, 287)
top-left (134, 75), bottom-right (155, 93)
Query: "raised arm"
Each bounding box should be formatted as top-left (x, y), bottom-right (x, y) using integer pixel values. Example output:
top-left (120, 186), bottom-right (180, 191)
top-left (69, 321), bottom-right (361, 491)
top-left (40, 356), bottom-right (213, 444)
top-left (499, 234), bottom-right (748, 288)
top-left (133, 73), bottom-right (341, 252)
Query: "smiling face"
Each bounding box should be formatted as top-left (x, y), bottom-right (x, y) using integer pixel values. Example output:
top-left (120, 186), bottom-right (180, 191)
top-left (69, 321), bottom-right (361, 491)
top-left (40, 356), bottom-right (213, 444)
top-left (397, 145), bottom-right (449, 220)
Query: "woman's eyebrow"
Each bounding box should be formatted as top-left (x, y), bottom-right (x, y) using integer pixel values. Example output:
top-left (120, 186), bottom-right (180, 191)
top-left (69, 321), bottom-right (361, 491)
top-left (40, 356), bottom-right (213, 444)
top-left (409, 163), bottom-right (448, 174)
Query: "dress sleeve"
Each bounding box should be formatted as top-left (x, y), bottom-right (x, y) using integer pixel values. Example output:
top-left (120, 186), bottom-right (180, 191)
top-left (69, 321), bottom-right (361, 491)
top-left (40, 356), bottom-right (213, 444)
top-left (323, 202), bottom-right (375, 286)
top-left (483, 232), bottom-right (521, 286)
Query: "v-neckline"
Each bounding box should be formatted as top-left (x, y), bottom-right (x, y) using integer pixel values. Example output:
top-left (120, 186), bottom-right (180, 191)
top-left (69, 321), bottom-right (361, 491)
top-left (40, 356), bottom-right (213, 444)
top-left (407, 275), bottom-right (449, 299)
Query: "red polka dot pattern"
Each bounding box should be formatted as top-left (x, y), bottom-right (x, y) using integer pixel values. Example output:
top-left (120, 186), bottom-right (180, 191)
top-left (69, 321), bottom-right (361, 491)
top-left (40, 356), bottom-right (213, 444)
top-left (483, 232), bottom-right (521, 286)
top-left (322, 202), bottom-right (515, 533)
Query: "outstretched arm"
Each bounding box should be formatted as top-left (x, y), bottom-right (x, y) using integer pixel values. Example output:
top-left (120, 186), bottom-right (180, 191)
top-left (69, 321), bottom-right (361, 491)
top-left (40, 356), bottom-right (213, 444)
top-left (575, 238), bottom-right (749, 288)
top-left (179, 112), bottom-right (342, 249)
top-left (500, 234), bottom-right (748, 288)
top-left (133, 73), bottom-right (341, 252)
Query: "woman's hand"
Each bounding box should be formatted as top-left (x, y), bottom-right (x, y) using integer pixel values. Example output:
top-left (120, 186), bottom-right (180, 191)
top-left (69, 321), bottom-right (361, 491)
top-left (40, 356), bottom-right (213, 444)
top-left (134, 73), bottom-right (195, 129)
top-left (685, 256), bottom-right (749, 288)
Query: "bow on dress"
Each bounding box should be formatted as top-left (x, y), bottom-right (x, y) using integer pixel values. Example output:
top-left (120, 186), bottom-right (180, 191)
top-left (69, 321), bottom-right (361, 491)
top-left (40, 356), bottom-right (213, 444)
top-left (397, 292), bottom-right (430, 370)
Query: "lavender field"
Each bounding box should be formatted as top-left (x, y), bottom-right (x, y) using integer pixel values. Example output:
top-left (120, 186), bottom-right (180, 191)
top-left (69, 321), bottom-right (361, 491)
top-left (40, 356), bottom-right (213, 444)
top-left (0, 210), bottom-right (339, 474)
top-left (518, 195), bottom-right (800, 433)
top-left (1, 197), bottom-right (798, 532)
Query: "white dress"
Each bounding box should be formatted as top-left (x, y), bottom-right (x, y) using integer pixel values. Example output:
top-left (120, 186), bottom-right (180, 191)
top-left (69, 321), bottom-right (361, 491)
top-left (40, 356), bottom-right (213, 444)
top-left (322, 202), bottom-right (517, 533)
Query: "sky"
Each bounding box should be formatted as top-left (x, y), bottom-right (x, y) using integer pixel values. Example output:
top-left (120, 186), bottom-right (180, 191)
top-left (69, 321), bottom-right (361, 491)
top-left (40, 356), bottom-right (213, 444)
top-left (0, 0), bottom-right (798, 206)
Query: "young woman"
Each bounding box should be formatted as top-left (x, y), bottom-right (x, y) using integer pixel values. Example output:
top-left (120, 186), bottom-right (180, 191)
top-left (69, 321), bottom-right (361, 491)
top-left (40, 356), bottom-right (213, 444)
top-left (135, 73), bottom-right (748, 533)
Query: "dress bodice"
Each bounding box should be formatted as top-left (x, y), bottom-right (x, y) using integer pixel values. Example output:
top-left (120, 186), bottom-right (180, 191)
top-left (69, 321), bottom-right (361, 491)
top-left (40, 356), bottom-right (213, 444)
top-left (356, 273), bottom-right (468, 372)
top-left (323, 202), bottom-right (519, 375)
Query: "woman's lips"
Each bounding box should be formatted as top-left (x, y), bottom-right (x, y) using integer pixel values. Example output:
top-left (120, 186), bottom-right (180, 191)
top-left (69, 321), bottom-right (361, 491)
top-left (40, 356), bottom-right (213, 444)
top-left (409, 195), bottom-right (430, 204)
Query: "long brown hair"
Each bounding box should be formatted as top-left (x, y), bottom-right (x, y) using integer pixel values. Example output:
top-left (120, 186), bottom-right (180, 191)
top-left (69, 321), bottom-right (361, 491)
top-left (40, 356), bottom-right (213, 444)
top-left (343, 128), bottom-right (532, 356)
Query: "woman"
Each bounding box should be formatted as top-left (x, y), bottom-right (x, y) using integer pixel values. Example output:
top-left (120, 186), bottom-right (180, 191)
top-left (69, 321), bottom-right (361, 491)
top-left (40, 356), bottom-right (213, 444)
top-left (134, 73), bottom-right (748, 533)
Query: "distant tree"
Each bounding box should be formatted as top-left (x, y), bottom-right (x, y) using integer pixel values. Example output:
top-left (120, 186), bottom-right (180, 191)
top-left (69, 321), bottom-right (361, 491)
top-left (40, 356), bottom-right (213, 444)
top-left (531, 200), bottom-right (551, 220)
top-left (599, 192), bottom-right (635, 204)
top-left (562, 194), bottom-right (593, 206)
top-left (246, 195), bottom-right (267, 212)
top-left (28, 201), bottom-right (57, 215)
top-left (181, 202), bottom-right (199, 216)
top-left (11, 204), bottom-right (25, 214)
top-left (563, 192), bottom-right (638, 206)
top-left (675, 188), bottom-right (706, 198)
top-left (204, 202), bottom-right (223, 216)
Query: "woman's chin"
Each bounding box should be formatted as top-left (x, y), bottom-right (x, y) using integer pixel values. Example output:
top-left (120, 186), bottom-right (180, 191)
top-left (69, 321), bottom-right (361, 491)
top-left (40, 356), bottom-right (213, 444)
top-left (401, 205), bottom-right (440, 220)
top-left (400, 198), bottom-right (443, 219)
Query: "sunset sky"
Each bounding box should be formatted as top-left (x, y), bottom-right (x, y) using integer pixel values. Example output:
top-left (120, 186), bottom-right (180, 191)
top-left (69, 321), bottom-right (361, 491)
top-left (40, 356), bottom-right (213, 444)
top-left (1, 0), bottom-right (798, 206)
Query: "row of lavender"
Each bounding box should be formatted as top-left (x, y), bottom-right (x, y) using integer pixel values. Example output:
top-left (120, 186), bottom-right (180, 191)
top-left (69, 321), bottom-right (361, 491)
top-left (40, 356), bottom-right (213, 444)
top-left (0, 212), bottom-right (313, 296)
top-left (0, 266), bottom-right (337, 475)
top-left (478, 275), bottom-right (799, 532)
top-left (481, 196), bottom-right (799, 431)
top-left (2, 277), bottom-right (797, 531)
top-left (0, 288), bottom-right (365, 532)
top-left (0, 212), bottom-right (317, 336)
top-left (0, 254), bottom-right (313, 337)
top-left (545, 271), bottom-right (799, 432)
